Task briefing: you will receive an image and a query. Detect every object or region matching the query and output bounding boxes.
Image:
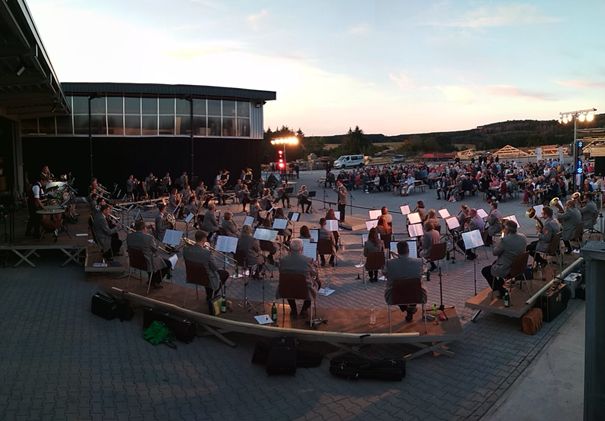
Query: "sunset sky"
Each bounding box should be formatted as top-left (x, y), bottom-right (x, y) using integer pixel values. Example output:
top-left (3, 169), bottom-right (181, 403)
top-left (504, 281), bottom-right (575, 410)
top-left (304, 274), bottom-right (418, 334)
top-left (28, 0), bottom-right (605, 136)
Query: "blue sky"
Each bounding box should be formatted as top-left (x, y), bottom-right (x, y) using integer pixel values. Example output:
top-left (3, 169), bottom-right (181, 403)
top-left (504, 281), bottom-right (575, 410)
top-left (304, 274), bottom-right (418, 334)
top-left (29, 0), bottom-right (605, 135)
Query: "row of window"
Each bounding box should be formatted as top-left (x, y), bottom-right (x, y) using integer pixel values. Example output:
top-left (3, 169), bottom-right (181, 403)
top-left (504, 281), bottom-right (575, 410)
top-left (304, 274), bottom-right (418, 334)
top-left (21, 96), bottom-right (252, 137)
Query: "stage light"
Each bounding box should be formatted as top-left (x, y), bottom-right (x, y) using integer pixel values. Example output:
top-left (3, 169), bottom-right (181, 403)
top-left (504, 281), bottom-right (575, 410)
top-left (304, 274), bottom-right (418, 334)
top-left (586, 111), bottom-right (595, 122)
top-left (578, 113), bottom-right (586, 122)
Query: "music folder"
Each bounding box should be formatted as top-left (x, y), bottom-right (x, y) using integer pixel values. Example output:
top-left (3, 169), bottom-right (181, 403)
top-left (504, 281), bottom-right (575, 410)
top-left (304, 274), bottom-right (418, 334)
top-left (272, 218), bottom-right (288, 230)
top-left (445, 216), bottom-right (460, 230)
top-left (243, 216), bottom-right (255, 227)
top-left (533, 204), bottom-right (544, 216)
top-left (368, 209), bottom-right (382, 220)
top-left (462, 230), bottom-right (484, 250)
top-left (168, 254), bottom-right (179, 269)
top-left (215, 235), bottom-right (238, 254)
top-left (287, 212), bottom-right (300, 222)
top-left (333, 211), bottom-right (341, 220)
top-left (325, 220), bottom-right (339, 232)
top-left (407, 240), bottom-right (418, 258)
top-left (309, 229), bottom-right (319, 243)
top-left (407, 212), bottom-right (422, 225)
top-left (365, 220), bottom-right (378, 230)
top-left (253, 228), bottom-right (278, 242)
top-left (503, 215), bottom-right (519, 227)
top-left (184, 213), bottom-right (194, 223)
top-left (408, 223), bottom-right (423, 238)
top-left (390, 241), bottom-right (398, 256)
top-left (438, 209), bottom-right (450, 219)
top-left (162, 229), bottom-right (183, 247)
top-left (476, 209), bottom-right (488, 219)
top-left (400, 205), bottom-right (411, 215)
top-left (303, 241), bottom-right (317, 261)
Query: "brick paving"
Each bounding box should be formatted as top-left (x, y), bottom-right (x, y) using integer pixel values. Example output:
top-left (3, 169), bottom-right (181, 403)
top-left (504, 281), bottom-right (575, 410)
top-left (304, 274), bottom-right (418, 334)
top-left (0, 170), bottom-right (586, 420)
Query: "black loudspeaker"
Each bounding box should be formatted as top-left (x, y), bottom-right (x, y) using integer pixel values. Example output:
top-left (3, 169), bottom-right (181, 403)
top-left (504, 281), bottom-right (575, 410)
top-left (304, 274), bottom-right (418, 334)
top-left (594, 157), bottom-right (605, 176)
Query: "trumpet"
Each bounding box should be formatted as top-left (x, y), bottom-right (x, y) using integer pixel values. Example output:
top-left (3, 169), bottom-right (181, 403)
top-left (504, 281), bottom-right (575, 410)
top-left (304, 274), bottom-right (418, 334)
top-left (549, 197), bottom-right (564, 213)
top-left (526, 207), bottom-right (544, 231)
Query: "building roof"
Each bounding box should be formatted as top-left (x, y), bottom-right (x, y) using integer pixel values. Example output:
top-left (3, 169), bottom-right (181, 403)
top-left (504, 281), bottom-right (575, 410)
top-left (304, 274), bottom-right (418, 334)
top-left (61, 82), bottom-right (277, 102)
top-left (0, 0), bottom-right (69, 119)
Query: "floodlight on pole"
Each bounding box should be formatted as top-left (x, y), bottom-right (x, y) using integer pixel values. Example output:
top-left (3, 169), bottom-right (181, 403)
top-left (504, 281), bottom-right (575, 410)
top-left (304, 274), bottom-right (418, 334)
top-left (270, 136), bottom-right (300, 181)
top-left (558, 107), bottom-right (597, 191)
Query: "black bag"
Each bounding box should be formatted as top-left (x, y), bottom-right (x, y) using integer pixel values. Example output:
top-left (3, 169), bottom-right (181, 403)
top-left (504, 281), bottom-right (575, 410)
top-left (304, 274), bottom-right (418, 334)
top-left (252, 340), bottom-right (323, 369)
top-left (115, 297), bottom-right (134, 321)
top-left (91, 292), bottom-right (117, 320)
top-left (330, 353), bottom-right (406, 382)
top-left (539, 283), bottom-right (571, 322)
top-left (266, 337), bottom-right (297, 376)
top-left (143, 307), bottom-right (195, 343)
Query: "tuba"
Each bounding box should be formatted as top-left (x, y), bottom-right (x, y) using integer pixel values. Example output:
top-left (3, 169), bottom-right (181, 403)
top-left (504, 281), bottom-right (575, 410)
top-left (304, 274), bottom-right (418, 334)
top-left (549, 197), bottom-right (564, 213)
top-left (526, 207), bottom-right (544, 231)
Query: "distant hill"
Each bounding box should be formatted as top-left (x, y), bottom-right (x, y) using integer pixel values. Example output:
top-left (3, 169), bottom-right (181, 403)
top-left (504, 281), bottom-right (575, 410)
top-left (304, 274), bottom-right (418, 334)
top-left (305, 115), bottom-right (605, 155)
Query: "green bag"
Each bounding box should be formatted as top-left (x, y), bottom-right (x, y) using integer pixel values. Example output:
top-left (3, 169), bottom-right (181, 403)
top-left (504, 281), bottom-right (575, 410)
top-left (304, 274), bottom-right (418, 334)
top-left (143, 321), bottom-right (176, 348)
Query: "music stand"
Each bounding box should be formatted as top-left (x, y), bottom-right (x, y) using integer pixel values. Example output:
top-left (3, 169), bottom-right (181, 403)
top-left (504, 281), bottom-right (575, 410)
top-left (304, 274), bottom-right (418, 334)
top-left (184, 212), bottom-right (194, 235)
top-left (438, 209), bottom-right (450, 219)
top-left (368, 209), bottom-right (381, 220)
top-left (476, 209), bottom-right (488, 219)
top-left (462, 230), bottom-right (484, 295)
top-left (407, 223), bottom-right (423, 238)
top-left (408, 212), bottom-right (422, 225)
top-left (308, 191), bottom-right (317, 213)
top-left (445, 216), bottom-right (461, 263)
top-left (309, 229), bottom-right (319, 243)
top-left (365, 220), bottom-right (378, 230)
top-left (426, 242), bottom-right (447, 310)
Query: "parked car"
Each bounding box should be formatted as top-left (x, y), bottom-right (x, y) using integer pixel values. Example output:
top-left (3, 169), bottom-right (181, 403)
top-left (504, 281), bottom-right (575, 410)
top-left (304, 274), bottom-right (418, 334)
top-left (333, 154), bottom-right (364, 169)
top-left (392, 154), bottom-right (405, 163)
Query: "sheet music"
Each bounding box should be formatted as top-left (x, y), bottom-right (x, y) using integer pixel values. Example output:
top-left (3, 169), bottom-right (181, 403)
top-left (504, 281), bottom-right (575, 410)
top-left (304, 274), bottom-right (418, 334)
top-left (287, 212), bottom-right (300, 222)
top-left (272, 218), bottom-right (288, 230)
top-left (318, 287), bottom-right (335, 296)
top-left (407, 240), bottom-right (418, 258)
top-left (365, 220), bottom-right (378, 230)
top-left (408, 223), bottom-right (424, 237)
top-left (309, 229), bottom-right (319, 243)
top-left (438, 209), bottom-right (450, 218)
top-left (390, 241), bottom-right (398, 255)
top-left (168, 254), bottom-right (178, 269)
top-left (476, 209), bottom-right (488, 219)
top-left (253, 228), bottom-right (278, 241)
top-left (503, 215), bottom-right (519, 227)
top-left (243, 216), bottom-right (255, 227)
top-left (254, 315), bottom-right (273, 325)
top-left (408, 212), bottom-right (422, 225)
top-left (303, 241), bottom-right (317, 261)
top-left (368, 209), bottom-right (382, 220)
top-left (533, 204), bottom-right (544, 216)
top-left (445, 216), bottom-right (460, 230)
top-left (400, 205), bottom-right (411, 215)
top-left (215, 235), bottom-right (238, 253)
top-left (184, 213), bottom-right (194, 223)
top-left (325, 220), bottom-right (339, 232)
top-left (462, 230), bottom-right (484, 250)
top-left (162, 229), bottom-right (183, 246)
top-left (333, 211), bottom-right (341, 220)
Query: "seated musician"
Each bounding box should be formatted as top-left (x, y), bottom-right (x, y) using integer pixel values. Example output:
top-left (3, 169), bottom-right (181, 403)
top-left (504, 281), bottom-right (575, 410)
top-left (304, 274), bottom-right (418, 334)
top-left (126, 220), bottom-right (171, 288)
top-left (195, 180), bottom-right (207, 203)
top-left (420, 221), bottom-right (440, 272)
top-left (201, 203), bottom-right (219, 241)
top-left (297, 185), bottom-right (312, 214)
top-left (274, 208), bottom-right (292, 243)
top-left (25, 176), bottom-right (44, 238)
top-left (260, 188), bottom-right (273, 211)
top-left (154, 203), bottom-right (170, 243)
top-left (558, 199), bottom-right (581, 254)
top-left (277, 239), bottom-right (319, 319)
top-left (183, 196), bottom-right (198, 221)
top-left (484, 201), bottom-right (502, 246)
top-left (167, 188), bottom-right (181, 214)
top-left (363, 227), bottom-right (384, 282)
top-left (275, 182), bottom-right (291, 208)
top-left (415, 200), bottom-right (427, 221)
top-left (183, 230), bottom-right (229, 314)
top-left (318, 218), bottom-right (336, 267)
top-left (213, 181), bottom-right (226, 206)
top-left (481, 219), bottom-right (527, 297)
top-left (426, 209), bottom-right (441, 233)
top-left (325, 208), bottom-right (340, 247)
top-left (383, 241), bottom-right (426, 322)
top-left (526, 206), bottom-right (561, 266)
top-left (236, 225), bottom-right (265, 277)
top-left (580, 193), bottom-right (598, 230)
top-left (181, 184), bottom-right (193, 206)
top-left (221, 211), bottom-right (239, 237)
top-left (248, 198), bottom-right (261, 222)
top-left (234, 179), bottom-right (244, 203)
top-left (92, 204), bottom-right (120, 261)
top-left (299, 225), bottom-right (311, 240)
top-left (40, 165), bottom-right (53, 183)
top-left (456, 208), bottom-right (484, 260)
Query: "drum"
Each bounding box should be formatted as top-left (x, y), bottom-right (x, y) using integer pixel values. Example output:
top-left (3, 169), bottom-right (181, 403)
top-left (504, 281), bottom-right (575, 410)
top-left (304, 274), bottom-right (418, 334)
top-left (45, 181), bottom-right (67, 190)
top-left (37, 208), bottom-right (64, 240)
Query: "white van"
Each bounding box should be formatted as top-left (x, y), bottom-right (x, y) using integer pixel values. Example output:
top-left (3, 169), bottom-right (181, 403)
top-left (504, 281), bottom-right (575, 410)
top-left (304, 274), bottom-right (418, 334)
top-left (333, 154), bottom-right (364, 169)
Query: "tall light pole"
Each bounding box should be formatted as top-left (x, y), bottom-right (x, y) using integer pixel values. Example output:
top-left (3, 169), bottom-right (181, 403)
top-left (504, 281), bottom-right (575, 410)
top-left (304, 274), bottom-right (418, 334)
top-left (559, 108), bottom-right (597, 192)
top-left (270, 136), bottom-right (299, 182)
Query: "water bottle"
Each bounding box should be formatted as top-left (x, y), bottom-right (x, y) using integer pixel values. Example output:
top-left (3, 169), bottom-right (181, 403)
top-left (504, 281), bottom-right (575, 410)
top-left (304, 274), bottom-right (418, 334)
top-left (369, 305), bottom-right (376, 325)
top-left (271, 302), bottom-right (278, 322)
top-left (503, 291), bottom-right (510, 308)
top-left (220, 295), bottom-right (227, 313)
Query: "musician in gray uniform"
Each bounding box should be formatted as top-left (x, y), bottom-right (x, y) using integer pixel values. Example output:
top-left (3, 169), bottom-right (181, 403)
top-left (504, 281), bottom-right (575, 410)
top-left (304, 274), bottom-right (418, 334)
top-left (527, 206), bottom-right (561, 266)
top-left (236, 225), bottom-right (264, 277)
top-left (457, 208), bottom-right (484, 260)
top-left (201, 203), bottom-right (219, 241)
top-left (92, 204), bottom-right (120, 261)
top-left (277, 239), bottom-right (318, 319)
top-left (383, 241), bottom-right (426, 322)
top-left (183, 230), bottom-right (229, 313)
top-left (484, 201), bottom-right (502, 245)
top-left (420, 221), bottom-right (441, 272)
top-left (558, 200), bottom-right (582, 254)
top-left (580, 194), bottom-right (599, 230)
top-left (482, 219), bottom-right (527, 297)
top-left (154, 203), bottom-right (170, 243)
top-left (220, 211), bottom-right (239, 237)
top-left (126, 220), bottom-right (170, 288)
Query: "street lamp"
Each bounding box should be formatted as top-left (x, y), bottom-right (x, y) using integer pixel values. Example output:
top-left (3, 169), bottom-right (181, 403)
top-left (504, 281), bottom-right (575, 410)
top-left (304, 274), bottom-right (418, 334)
top-left (270, 136), bottom-right (299, 181)
top-left (559, 107), bottom-right (597, 191)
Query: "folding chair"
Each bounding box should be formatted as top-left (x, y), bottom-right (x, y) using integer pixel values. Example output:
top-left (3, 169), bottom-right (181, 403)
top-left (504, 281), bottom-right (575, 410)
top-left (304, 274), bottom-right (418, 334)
top-left (387, 277), bottom-right (427, 334)
top-left (502, 252), bottom-right (529, 297)
top-left (184, 258), bottom-right (212, 307)
top-left (127, 248), bottom-right (153, 294)
top-left (278, 272), bottom-right (315, 326)
top-left (364, 251), bottom-right (385, 284)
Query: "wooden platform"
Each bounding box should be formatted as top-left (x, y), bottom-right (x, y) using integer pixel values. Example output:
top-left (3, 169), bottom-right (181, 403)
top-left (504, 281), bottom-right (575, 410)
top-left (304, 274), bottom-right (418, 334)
top-left (339, 216), bottom-right (368, 231)
top-left (90, 272), bottom-right (462, 357)
top-left (465, 279), bottom-right (548, 319)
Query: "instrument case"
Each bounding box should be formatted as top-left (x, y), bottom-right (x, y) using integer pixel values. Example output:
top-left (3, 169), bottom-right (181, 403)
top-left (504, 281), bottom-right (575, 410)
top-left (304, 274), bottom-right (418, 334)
top-left (539, 283), bottom-right (571, 322)
top-left (91, 292), bottom-right (117, 320)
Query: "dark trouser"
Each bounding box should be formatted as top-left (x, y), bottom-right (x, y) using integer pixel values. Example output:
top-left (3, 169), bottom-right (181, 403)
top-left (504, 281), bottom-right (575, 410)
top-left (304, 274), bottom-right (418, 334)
top-left (102, 248), bottom-right (113, 261)
top-left (150, 258), bottom-right (172, 284)
top-left (25, 206), bottom-right (41, 237)
top-left (380, 234), bottom-right (392, 248)
top-left (527, 241), bottom-right (545, 264)
top-left (300, 198), bottom-right (311, 213)
top-left (563, 240), bottom-right (572, 252)
top-left (482, 265), bottom-right (506, 294)
top-left (287, 299), bottom-right (311, 314)
top-left (338, 204), bottom-right (346, 222)
top-left (456, 239), bottom-right (476, 258)
top-left (367, 270), bottom-right (378, 281)
top-left (205, 269), bottom-right (229, 313)
top-left (280, 197), bottom-right (290, 208)
top-left (111, 234), bottom-right (122, 255)
top-left (398, 304), bottom-right (417, 314)
top-left (320, 254), bottom-right (335, 266)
